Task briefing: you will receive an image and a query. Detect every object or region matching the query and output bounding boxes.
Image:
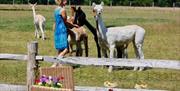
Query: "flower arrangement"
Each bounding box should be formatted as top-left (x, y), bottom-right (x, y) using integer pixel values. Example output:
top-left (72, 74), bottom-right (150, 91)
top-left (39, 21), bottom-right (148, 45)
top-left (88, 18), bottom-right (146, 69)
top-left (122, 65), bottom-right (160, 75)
top-left (34, 75), bottom-right (64, 88)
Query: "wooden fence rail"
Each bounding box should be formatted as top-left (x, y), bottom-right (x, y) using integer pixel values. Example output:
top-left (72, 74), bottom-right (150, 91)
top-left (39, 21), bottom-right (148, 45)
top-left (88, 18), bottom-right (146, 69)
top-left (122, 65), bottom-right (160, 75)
top-left (0, 84), bottom-right (167, 91)
top-left (0, 54), bottom-right (180, 70)
top-left (0, 41), bottom-right (179, 91)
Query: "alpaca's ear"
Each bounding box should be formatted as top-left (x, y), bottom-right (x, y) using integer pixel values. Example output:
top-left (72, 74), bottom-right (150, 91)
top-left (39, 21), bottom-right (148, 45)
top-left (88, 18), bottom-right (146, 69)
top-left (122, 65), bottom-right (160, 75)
top-left (34, 2), bottom-right (37, 6)
top-left (28, 2), bottom-right (33, 6)
top-left (78, 7), bottom-right (81, 10)
top-left (92, 2), bottom-right (96, 7)
top-left (101, 2), bottom-right (104, 6)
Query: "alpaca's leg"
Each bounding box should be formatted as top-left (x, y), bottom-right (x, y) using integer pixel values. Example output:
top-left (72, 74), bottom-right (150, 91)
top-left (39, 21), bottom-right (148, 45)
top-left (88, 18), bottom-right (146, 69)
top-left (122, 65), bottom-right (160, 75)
top-left (75, 41), bottom-right (79, 56)
top-left (114, 48), bottom-right (117, 58)
top-left (122, 45), bottom-right (128, 58)
top-left (133, 41), bottom-right (140, 71)
top-left (34, 24), bottom-right (40, 38)
top-left (136, 44), bottom-right (144, 59)
top-left (79, 44), bottom-right (83, 56)
top-left (74, 31), bottom-right (81, 56)
top-left (42, 23), bottom-right (46, 39)
top-left (109, 44), bottom-right (116, 58)
top-left (102, 49), bottom-right (108, 58)
top-left (69, 43), bottom-right (73, 56)
top-left (76, 41), bottom-right (82, 56)
top-left (136, 43), bottom-right (144, 71)
top-left (134, 28), bottom-right (145, 71)
top-left (133, 41), bottom-right (140, 59)
top-left (94, 35), bottom-right (101, 58)
top-left (133, 42), bottom-right (144, 71)
top-left (39, 22), bottom-right (45, 40)
top-left (108, 44), bottom-right (115, 73)
top-left (123, 48), bottom-right (128, 58)
top-left (101, 48), bottom-right (108, 69)
top-left (116, 47), bottom-right (123, 58)
top-left (84, 36), bottom-right (88, 57)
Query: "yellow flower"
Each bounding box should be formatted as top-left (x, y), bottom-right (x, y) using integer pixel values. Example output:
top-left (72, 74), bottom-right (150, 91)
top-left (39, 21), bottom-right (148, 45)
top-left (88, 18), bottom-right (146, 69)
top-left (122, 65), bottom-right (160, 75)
top-left (104, 81), bottom-right (117, 88)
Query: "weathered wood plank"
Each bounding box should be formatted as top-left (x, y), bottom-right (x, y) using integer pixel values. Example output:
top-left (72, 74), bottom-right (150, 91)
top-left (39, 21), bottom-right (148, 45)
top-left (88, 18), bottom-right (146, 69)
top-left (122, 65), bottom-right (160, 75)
top-left (0, 54), bottom-right (43, 61)
top-left (0, 54), bottom-right (180, 70)
top-left (43, 56), bottom-right (180, 70)
top-left (0, 84), bottom-right (167, 91)
top-left (75, 86), bottom-right (167, 91)
top-left (0, 84), bottom-right (26, 91)
top-left (0, 54), bottom-right (27, 60)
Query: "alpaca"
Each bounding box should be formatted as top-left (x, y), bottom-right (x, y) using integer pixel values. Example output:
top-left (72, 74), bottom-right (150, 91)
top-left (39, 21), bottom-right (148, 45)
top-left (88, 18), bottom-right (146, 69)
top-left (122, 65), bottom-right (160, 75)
top-left (67, 27), bottom-right (88, 57)
top-left (74, 7), bottom-right (127, 58)
top-left (67, 17), bottom-right (88, 57)
top-left (92, 2), bottom-right (145, 72)
top-left (30, 3), bottom-right (46, 40)
top-left (74, 7), bottom-right (102, 58)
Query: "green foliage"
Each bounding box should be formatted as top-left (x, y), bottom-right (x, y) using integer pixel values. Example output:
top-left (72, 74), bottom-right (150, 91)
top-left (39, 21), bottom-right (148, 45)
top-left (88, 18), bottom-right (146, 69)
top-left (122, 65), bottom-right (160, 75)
top-left (157, 0), bottom-right (173, 7)
top-left (82, 0), bottom-right (89, 5)
top-left (132, 0), bottom-right (153, 6)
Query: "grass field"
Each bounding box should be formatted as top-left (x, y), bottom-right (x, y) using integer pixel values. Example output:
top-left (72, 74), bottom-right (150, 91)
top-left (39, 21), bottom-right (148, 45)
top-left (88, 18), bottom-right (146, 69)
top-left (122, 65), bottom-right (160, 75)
top-left (0, 5), bottom-right (180, 90)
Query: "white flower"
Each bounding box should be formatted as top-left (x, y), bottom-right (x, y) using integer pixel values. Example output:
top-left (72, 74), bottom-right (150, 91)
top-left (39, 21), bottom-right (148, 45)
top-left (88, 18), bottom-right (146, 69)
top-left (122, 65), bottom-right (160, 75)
top-left (57, 82), bottom-right (62, 87)
top-left (38, 82), bottom-right (42, 85)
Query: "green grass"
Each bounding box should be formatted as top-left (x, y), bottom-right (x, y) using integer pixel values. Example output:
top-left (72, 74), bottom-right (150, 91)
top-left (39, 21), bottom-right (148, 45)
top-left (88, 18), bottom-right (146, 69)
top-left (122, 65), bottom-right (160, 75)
top-left (0, 5), bottom-right (180, 90)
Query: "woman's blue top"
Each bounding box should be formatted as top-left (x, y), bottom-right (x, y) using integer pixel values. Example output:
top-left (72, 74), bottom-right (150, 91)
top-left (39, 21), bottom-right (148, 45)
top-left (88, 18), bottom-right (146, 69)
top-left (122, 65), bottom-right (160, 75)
top-left (54, 7), bottom-right (68, 51)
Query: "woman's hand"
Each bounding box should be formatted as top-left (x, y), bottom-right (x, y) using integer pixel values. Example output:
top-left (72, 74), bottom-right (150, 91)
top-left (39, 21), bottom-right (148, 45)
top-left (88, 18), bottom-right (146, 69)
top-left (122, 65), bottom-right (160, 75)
top-left (74, 24), bottom-right (79, 28)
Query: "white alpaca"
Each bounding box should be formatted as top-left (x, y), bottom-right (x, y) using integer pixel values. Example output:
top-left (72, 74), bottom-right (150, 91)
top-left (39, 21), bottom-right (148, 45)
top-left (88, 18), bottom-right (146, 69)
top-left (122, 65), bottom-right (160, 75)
top-left (30, 3), bottom-right (46, 40)
top-left (92, 2), bottom-right (145, 72)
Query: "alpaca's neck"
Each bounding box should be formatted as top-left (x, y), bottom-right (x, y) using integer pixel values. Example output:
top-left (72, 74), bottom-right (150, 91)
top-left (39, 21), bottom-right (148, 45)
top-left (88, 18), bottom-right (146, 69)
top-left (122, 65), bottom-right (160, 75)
top-left (32, 7), bottom-right (36, 22)
top-left (97, 15), bottom-right (107, 39)
top-left (84, 19), bottom-right (96, 32)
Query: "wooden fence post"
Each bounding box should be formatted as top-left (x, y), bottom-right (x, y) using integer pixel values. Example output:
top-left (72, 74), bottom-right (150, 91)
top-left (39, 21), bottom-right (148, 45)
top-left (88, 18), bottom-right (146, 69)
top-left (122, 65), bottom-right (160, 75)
top-left (27, 41), bottom-right (38, 91)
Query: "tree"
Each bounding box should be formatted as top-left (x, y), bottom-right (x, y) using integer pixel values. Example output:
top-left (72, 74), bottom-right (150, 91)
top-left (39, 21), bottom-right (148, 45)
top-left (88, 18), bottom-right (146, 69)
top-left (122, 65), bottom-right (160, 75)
top-left (132, 0), bottom-right (153, 6)
top-left (157, 0), bottom-right (172, 7)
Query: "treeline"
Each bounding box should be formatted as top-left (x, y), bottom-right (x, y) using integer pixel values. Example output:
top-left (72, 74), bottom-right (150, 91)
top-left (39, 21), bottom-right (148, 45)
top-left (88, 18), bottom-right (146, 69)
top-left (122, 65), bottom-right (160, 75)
top-left (0, 0), bottom-right (180, 7)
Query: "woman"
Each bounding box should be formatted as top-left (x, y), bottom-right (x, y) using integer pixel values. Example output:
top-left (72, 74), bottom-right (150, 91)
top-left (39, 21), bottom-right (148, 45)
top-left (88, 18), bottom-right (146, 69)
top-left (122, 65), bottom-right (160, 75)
top-left (53, 0), bottom-right (78, 67)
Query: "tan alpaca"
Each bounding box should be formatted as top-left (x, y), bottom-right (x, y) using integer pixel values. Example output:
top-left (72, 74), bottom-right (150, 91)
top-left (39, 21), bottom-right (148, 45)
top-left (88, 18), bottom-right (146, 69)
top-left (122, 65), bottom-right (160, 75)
top-left (30, 3), bottom-right (46, 40)
top-left (68, 26), bottom-right (88, 57)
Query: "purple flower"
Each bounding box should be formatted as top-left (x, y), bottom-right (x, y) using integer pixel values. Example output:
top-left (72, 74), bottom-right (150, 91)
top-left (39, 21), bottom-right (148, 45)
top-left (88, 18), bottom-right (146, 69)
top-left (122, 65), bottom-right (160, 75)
top-left (40, 76), bottom-right (48, 83)
top-left (53, 78), bottom-right (58, 83)
top-left (37, 75), bottom-right (63, 88)
top-left (41, 75), bottom-right (46, 78)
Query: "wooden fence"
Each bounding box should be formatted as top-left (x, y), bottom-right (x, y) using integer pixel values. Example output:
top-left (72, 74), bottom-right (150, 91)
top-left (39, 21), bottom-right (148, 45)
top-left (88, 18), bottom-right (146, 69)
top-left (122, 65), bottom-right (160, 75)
top-left (0, 41), bottom-right (179, 91)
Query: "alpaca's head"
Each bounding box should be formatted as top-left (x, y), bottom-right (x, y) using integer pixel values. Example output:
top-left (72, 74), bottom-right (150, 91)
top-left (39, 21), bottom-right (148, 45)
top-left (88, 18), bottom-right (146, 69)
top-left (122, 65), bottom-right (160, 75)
top-left (92, 2), bottom-right (104, 16)
top-left (29, 0), bottom-right (37, 8)
top-left (29, 3), bottom-right (37, 10)
top-left (74, 7), bottom-right (86, 26)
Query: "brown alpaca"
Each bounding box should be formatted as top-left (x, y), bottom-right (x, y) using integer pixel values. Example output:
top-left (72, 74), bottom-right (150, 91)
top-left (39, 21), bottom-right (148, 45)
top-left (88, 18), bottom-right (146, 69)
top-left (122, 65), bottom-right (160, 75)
top-left (68, 27), bottom-right (88, 57)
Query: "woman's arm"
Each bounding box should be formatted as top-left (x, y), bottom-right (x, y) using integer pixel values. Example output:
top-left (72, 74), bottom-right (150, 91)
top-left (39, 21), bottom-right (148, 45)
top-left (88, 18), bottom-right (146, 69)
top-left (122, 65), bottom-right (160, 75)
top-left (53, 22), bottom-right (56, 31)
top-left (61, 8), bottom-right (79, 28)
